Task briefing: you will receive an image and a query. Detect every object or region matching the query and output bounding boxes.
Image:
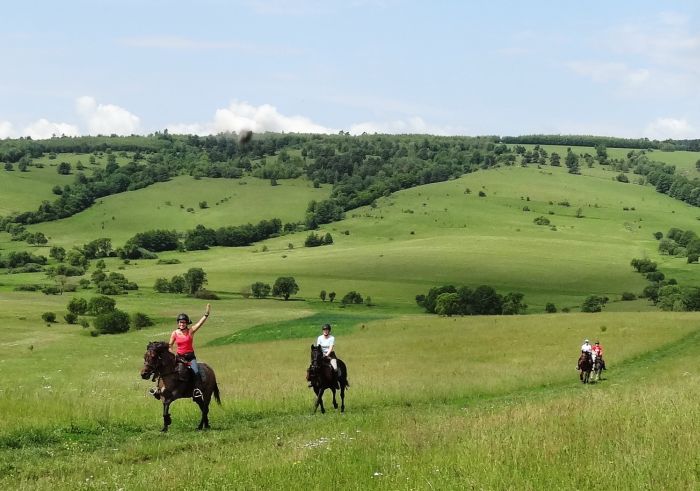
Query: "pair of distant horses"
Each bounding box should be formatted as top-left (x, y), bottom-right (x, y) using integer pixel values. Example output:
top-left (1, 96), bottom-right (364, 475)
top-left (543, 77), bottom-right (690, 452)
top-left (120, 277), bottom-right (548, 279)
top-left (140, 342), bottom-right (349, 432)
top-left (577, 351), bottom-right (605, 384)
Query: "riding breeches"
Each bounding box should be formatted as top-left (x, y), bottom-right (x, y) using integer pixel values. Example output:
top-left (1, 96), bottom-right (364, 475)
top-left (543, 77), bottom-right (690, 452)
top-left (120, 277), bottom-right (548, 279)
top-left (328, 357), bottom-right (337, 371)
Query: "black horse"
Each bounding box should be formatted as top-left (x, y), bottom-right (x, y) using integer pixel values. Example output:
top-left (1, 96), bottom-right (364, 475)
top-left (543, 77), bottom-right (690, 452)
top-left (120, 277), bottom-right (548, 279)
top-left (306, 344), bottom-right (349, 414)
top-left (577, 351), bottom-right (593, 384)
top-left (141, 341), bottom-right (221, 432)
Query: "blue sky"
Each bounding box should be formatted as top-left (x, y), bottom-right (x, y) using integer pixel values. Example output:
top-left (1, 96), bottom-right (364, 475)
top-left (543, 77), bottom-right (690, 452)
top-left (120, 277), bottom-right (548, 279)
top-left (1, 0), bottom-right (699, 140)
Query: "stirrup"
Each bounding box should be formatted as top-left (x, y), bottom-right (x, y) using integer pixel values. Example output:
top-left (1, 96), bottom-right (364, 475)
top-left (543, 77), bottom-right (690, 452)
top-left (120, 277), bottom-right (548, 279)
top-left (192, 388), bottom-right (203, 400)
top-left (149, 387), bottom-right (161, 400)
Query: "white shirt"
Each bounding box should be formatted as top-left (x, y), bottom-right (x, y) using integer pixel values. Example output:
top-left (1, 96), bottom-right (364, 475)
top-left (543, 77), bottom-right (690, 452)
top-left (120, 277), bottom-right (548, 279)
top-left (316, 334), bottom-right (335, 355)
top-left (581, 342), bottom-right (592, 353)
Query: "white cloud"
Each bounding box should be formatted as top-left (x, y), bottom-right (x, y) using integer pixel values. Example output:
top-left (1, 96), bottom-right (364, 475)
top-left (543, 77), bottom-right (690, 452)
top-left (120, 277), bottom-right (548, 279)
top-left (644, 117), bottom-right (698, 140)
top-left (76, 96), bottom-right (140, 136)
top-left (168, 100), bottom-right (336, 135)
top-left (0, 121), bottom-right (15, 139)
top-left (349, 116), bottom-right (461, 135)
top-left (22, 119), bottom-right (80, 139)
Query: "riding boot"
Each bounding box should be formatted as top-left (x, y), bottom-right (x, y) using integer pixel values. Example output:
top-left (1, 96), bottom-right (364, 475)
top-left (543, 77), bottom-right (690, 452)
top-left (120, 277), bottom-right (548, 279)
top-left (192, 373), bottom-right (204, 401)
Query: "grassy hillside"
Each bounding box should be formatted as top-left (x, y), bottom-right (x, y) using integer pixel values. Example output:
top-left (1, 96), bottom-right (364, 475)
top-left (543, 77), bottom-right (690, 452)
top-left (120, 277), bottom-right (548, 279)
top-left (27, 176), bottom-right (331, 247)
top-left (0, 153), bottom-right (123, 215)
top-left (2, 138), bottom-right (700, 489)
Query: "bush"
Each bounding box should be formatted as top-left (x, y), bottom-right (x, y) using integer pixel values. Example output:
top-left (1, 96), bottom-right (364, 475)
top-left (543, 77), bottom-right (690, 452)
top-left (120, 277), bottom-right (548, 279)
top-left (67, 297), bottom-right (88, 315)
top-left (41, 285), bottom-right (61, 295)
top-left (580, 295), bottom-right (608, 313)
top-left (545, 302), bottom-right (557, 313)
top-left (13, 284), bottom-right (42, 291)
top-left (64, 312), bottom-right (78, 324)
top-left (341, 291), bottom-right (364, 305)
top-left (533, 216), bottom-right (550, 226)
top-left (94, 309), bottom-right (131, 334)
top-left (193, 289), bottom-right (220, 300)
top-left (41, 312), bottom-right (56, 323)
top-left (131, 312), bottom-right (154, 329)
top-left (88, 295), bottom-right (116, 315)
top-left (79, 318), bottom-right (90, 329)
top-left (252, 282), bottom-right (271, 298)
top-left (621, 292), bottom-right (637, 301)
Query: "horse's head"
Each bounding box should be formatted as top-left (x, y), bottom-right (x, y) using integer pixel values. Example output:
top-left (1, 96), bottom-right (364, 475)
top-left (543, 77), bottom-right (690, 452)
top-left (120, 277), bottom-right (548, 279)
top-left (141, 341), bottom-right (170, 380)
top-left (310, 344), bottom-right (323, 367)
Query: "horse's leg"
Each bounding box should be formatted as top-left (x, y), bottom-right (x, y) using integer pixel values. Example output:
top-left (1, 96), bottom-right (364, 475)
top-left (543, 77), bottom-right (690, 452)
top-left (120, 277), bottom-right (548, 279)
top-left (340, 384), bottom-right (345, 413)
top-left (196, 400), bottom-right (209, 430)
top-left (162, 401), bottom-right (172, 432)
top-left (315, 388), bottom-right (326, 414)
top-left (331, 388), bottom-right (338, 409)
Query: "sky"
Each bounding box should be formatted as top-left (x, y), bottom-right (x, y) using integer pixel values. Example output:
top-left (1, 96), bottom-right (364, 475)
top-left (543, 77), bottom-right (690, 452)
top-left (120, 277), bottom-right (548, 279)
top-left (1, 0), bottom-right (699, 141)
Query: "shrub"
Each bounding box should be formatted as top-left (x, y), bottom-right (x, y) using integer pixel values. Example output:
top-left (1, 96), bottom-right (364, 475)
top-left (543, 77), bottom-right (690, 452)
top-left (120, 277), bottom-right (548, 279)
top-left (252, 282), bottom-right (271, 298)
top-left (621, 292), bottom-right (637, 301)
top-left (193, 289), bottom-right (219, 300)
top-left (41, 312), bottom-right (56, 323)
top-left (533, 216), bottom-right (550, 226)
top-left (341, 291), bottom-right (364, 305)
top-left (94, 309), bottom-right (130, 334)
top-left (14, 284), bottom-right (42, 291)
top-left (67, 297), bottom-right (88, 315)
top-left (545, 303), bottom-right (557, 313)
top-left (64, 312), bottom-right (78, 324)
top-left (41, 285), bottom-right (61, 295)
top-left (156, 258), bottom-right (181, 265)
top-left (580, 295), bottom-right (608, 313)
top-left (88, 295), bottom-right (116, 315)
top-left (131, 312), bottom-right (154, 329)
top-left (79, 318), bottom-right (90, 329)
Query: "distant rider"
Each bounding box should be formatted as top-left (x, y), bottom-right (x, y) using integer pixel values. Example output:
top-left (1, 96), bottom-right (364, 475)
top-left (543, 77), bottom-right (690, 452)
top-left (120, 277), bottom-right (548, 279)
top-left (578, 338), bottom-right (592, 370)
top-left (168, 303), bottom-right (211, 400)
top-left (592, 340), bottom-right (606, 370)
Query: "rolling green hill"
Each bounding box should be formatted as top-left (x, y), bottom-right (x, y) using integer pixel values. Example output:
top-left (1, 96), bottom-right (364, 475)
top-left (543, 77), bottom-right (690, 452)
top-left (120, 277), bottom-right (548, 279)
top-left (2, 135), bottom-right (700, 489)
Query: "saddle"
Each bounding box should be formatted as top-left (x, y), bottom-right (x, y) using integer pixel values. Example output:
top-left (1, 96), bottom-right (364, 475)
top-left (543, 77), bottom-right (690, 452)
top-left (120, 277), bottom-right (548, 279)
top-left (175, 357), bottom-right (195, 382)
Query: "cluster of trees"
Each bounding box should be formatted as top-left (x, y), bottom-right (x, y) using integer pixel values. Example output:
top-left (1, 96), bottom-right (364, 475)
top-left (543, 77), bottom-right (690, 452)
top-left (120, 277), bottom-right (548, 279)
top-left (249, 277), bottom-right (299, 300)
top-left (42, 294), bottom-right (152, 335)
top-left (416, 285), bottom-right (527, 316)
top-left (154, 268), bottom-right (208, 295)
top-left (0, 251), bottom-right (47, 273)
top-left (627, 257), bottom-right (700, 311)
top-left (656, 228), bottom-right (700, 263)
top-left (304, 232), bottom-right (333, 247)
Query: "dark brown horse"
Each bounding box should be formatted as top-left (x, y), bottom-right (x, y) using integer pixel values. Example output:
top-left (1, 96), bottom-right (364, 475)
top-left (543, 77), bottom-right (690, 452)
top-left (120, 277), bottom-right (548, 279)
top-left (577, 351), bottom-right (593, 384)
top-left (306, 344), bottom-right (349, 414)
top-left (141, 341), bottom-right (221, 432)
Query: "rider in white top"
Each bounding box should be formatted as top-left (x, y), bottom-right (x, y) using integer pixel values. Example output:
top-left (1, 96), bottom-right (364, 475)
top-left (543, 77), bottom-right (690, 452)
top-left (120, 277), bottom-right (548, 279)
top-left (581, 339), bottom-right (592, 353)
top-left (316, 324), bottom-right (337, 372)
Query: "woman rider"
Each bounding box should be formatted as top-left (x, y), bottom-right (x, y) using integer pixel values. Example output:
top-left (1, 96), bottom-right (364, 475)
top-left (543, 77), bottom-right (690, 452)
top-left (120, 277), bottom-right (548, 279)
top-left (169, 303), bottom-right (211, 400)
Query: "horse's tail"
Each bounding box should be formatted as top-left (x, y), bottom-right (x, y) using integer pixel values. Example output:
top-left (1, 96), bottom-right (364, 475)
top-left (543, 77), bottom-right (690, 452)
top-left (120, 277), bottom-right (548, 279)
top-left (213, 382), bottom-right (221, 405)
top-left (338, 359), bottom-right (349, 389)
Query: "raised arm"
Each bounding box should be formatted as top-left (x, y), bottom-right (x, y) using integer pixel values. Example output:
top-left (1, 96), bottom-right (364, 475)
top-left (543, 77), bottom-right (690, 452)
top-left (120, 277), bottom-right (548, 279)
top-left (190, 303), bottom-right (211, 334)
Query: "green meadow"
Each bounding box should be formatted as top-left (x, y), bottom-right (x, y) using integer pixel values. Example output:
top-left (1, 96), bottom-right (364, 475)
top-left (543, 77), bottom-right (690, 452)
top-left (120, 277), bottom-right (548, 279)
top-left (1, 141), bottom-right (700, 489)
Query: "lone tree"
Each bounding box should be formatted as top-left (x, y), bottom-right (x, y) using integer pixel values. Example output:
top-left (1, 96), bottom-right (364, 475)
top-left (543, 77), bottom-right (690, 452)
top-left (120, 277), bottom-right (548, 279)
top-left (184, 268), bottom-right (207, 295)
top-left (272, 277), bottom-right (299, 300)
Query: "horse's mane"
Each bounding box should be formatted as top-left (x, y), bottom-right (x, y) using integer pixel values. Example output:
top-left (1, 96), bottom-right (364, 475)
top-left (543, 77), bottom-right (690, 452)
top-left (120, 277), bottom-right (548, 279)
top-left (148, 341), bottom-right (170, 353)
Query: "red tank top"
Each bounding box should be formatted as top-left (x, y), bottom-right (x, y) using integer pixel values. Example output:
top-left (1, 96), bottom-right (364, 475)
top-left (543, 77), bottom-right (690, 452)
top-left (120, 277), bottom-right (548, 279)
top-left (173, 329), bottom-right (194, 355)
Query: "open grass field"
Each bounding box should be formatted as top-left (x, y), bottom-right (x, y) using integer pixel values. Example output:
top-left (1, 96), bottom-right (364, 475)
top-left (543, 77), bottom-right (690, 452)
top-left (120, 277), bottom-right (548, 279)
top-left (1, 309), bottom-right (699, 489)
top-left (2, 143), bottom-right (700, 488)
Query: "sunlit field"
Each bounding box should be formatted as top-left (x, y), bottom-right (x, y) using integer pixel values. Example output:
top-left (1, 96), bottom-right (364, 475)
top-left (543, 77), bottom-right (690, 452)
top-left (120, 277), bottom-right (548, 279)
top-left (1, 311), bottom-right (699, 489)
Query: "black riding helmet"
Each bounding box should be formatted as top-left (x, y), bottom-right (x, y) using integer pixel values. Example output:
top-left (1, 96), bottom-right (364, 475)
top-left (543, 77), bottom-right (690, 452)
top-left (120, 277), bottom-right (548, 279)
top-left (177, 313), bottom-right (191, 325)
top-left (322, 323), bottom-right (331, 333)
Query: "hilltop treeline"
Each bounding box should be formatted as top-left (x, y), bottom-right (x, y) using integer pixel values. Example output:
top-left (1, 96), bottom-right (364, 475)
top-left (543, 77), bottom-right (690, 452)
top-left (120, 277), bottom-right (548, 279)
top-left (501, 134), bottom-right (700, 152)
top-left (1, 132), bottom-right (699, 232)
